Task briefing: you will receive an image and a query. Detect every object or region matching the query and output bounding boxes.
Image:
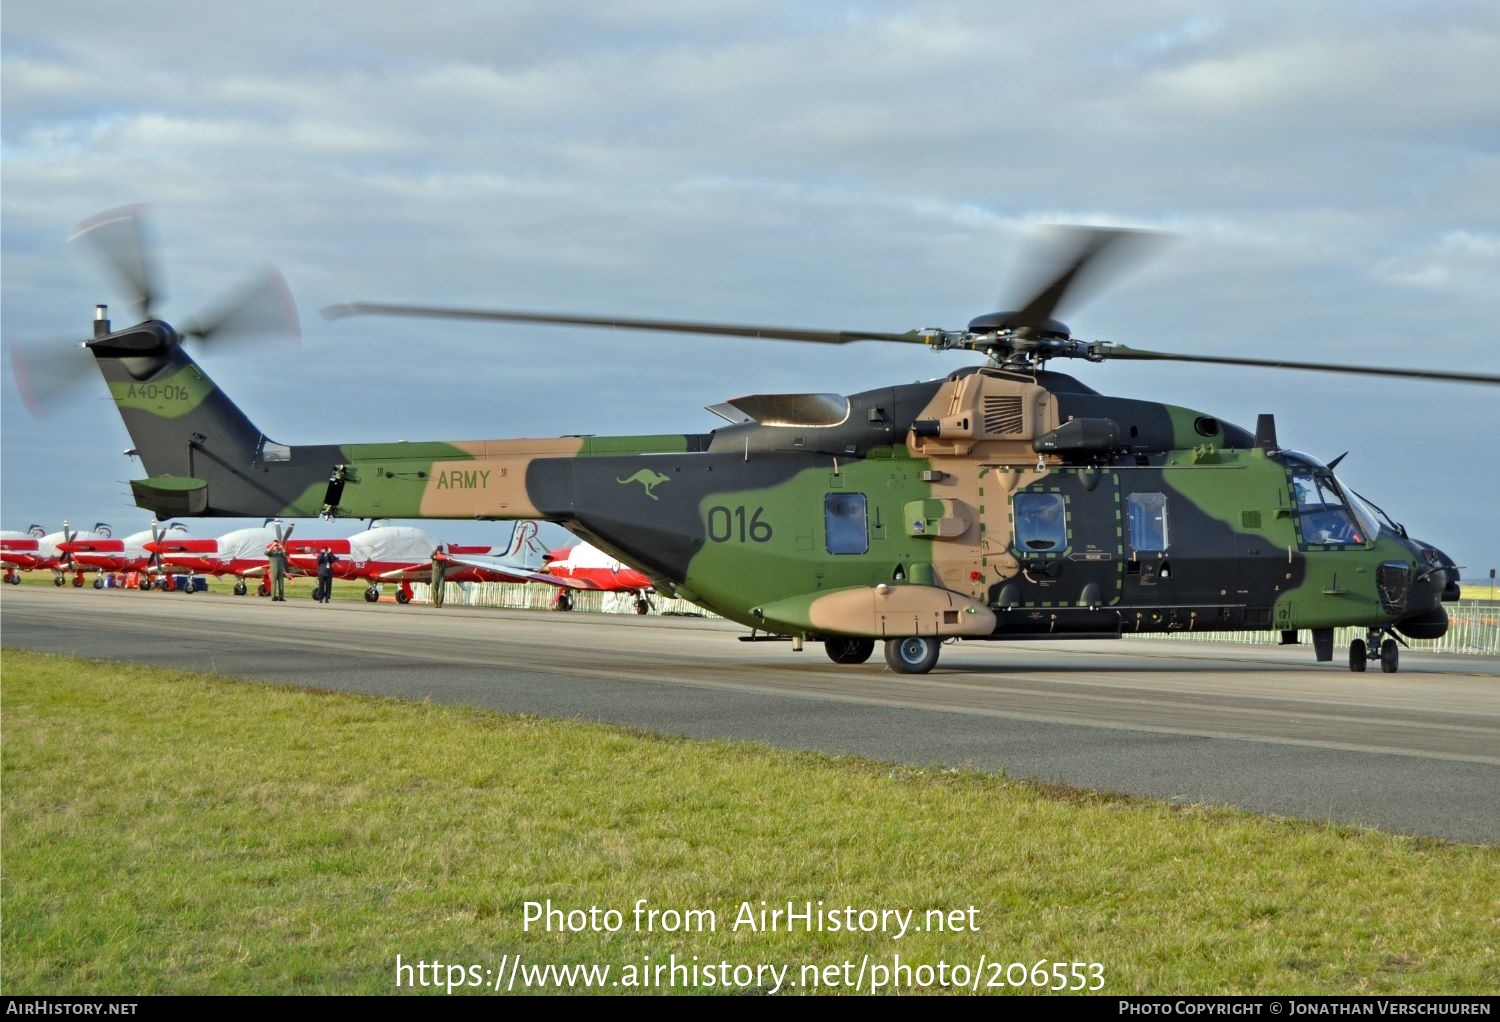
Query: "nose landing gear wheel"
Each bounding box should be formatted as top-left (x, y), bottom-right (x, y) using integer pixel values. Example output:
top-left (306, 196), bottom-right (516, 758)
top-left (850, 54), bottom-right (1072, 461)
top-left (884, 636), bottom-right (940, 674)
top-left (1380, 638), bottom-right (1400, 674)
top-left (826, 638), bottom-right (876, 664)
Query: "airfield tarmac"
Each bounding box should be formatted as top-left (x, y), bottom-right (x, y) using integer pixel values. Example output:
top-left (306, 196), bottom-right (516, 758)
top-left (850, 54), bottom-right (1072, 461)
top-left (3, 585), bottom-right (1497, 843)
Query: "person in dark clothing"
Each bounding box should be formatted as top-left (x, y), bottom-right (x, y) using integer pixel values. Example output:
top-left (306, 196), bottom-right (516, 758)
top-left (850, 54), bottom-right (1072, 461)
top-left (316, 547), bottom-right (337, 604)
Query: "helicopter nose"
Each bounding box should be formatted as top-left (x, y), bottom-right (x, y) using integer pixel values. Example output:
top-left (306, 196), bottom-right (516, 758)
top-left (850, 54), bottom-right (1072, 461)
top-left (1387, 539), bottom-right (1459, 641)
top-left (1413, 539), bottom-right (1462, 603)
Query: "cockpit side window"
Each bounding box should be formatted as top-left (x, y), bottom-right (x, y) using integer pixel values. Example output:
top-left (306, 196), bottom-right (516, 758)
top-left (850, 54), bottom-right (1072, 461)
top-left (1291, 473), bottom-right (1366, 546)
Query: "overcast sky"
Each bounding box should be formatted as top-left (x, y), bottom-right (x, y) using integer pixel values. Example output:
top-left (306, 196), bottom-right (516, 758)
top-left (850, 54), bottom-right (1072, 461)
top-left (3, 2), bottom-right (1498, 579)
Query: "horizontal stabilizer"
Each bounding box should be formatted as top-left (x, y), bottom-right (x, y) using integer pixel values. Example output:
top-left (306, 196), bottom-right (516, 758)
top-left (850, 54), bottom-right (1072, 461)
top-left (131, 476), bottom-right (209, 516)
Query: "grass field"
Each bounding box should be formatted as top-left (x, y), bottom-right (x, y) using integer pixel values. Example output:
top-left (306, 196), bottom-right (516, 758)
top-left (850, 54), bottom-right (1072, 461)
top-left (1, 648), bottom-right (1494, 995)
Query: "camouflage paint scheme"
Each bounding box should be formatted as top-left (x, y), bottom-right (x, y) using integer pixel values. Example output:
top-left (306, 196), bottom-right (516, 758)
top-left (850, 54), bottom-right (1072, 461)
top-left (92, 327), bottom-right (1457, 651)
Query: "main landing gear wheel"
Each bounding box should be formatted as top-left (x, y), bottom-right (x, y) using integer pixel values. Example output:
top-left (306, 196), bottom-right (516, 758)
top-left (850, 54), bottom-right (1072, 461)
top-left (54, 576), bottom-right (66, 587)
top-left (1349, 640), bottom-right (1367, 673)
top-left (635, 596), bottom-right (650, 615)
top-left (395, 589), bottom-right (411, 605)
top-left (363, 586), bottom-right (380, 603)
top-left (72, 575), bottom-right (84, 587)
top-left (825, 638), bottom-right (876, 665)
top-left (1380, 638), bottom-right (1400, 674)
top-left (884, 636), bottom-right (940, 674)
top-left (233, 581), bottom-right (248, 596)
top-left (554, 591), bottom-right (574, 612)
top-left (139, 577), bottom-right (153, 591)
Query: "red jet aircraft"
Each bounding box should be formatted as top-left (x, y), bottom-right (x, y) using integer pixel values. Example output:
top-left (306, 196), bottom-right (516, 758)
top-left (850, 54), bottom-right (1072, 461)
top-left (542, 541), bottom-right (656, 614)
top-left (1, 523), bottom-right (112, 587)
top-left (1, 525), bottom-right (47, 584)
top-left (146, 521), bottom-right (300, 594)
top-left (288, 520), bottom-right (562, 605)
top-left (57, 522), bottom-right (190, 588)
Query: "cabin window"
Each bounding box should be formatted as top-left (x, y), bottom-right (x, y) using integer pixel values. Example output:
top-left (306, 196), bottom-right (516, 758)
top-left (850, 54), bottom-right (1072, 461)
top-left (1014, 492), bottom-right (1067, 552)
top-left (1127, 492), bottom-right (1169, 552)
top-left (824, 493), bottom-right (869, 554)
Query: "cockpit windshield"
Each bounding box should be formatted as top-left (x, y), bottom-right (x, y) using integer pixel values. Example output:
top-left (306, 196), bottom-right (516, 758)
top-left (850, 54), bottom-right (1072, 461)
top-left (1290, 472), bottom-right (1376, 546)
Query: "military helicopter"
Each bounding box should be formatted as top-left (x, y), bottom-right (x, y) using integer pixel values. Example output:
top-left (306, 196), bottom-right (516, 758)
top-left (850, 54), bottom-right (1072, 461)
top-left (42, 208), bottom-right (1500, 674)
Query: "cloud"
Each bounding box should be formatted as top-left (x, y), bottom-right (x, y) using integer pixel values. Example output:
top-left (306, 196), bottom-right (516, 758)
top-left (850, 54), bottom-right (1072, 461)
top-left (3, 1), bottom-right (1497, 569)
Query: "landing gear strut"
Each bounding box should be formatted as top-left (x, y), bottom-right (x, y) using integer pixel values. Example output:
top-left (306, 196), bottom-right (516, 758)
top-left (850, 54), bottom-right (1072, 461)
top-left (1350, 629), bottom-right (1401, 673)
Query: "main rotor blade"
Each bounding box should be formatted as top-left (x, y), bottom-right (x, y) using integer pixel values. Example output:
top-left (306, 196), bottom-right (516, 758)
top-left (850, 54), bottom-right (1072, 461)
top-left (181, 267), bottom-right (301, 345)
top-left (1008, 226), bottom-right (1167, 332)
top-left (70, 205), bottom-right (160, 320)
top-left (322, 302), bottom-right (922, 346)
top-left (1106, 345), bottom-right (1500, 386)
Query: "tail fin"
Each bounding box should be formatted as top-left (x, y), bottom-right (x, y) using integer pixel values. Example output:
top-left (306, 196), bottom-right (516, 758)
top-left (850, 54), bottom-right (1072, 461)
top-left (506, 521), bottom-right (547, 566)
top-left (92, 338), bottom-right (334, 518)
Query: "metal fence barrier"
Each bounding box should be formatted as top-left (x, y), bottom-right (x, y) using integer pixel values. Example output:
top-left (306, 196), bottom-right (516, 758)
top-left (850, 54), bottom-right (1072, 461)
top-left (1116, 602), bottom-right (1500, 656)
top-left (412, 584), bottom-right (1500, 655)
top-left (410, 582), bottom-right (710, 617)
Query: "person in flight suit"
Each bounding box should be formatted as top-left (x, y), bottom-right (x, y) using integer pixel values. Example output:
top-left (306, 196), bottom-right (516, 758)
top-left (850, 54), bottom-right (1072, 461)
top-left (266, 540), bottom-right (289, 601)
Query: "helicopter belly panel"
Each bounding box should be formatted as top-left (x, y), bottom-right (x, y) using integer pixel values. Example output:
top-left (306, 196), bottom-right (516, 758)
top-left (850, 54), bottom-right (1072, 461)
top-left (757, 584), bottom-right (996, 639)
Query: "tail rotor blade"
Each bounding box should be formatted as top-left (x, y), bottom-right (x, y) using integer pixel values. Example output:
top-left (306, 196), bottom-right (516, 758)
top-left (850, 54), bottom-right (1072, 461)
top-left (9, 341), bottom-right (96, 418)
top-left (181, 267), bottom-right (301, 347)
top-left (69, 205), bottom-right (160, 321)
